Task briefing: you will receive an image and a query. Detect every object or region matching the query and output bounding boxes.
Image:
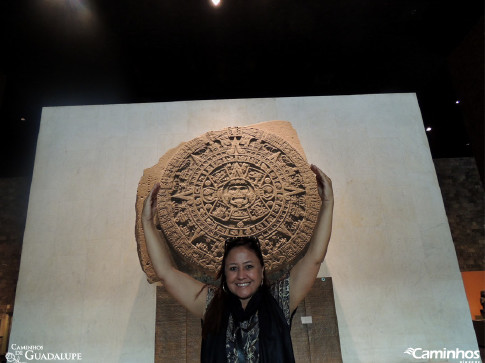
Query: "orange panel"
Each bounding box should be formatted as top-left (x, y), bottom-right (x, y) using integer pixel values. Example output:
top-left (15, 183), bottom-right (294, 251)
top-left (461, 271), bottom-right (485, 320)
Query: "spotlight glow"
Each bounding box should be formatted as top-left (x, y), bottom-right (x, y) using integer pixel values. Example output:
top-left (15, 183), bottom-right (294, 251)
top-left (426, 127), bottom-right (432, 132)
top-left (455, 100), bottom-right (460, 104)
top-left (211, 0), bottom-right (221, 5)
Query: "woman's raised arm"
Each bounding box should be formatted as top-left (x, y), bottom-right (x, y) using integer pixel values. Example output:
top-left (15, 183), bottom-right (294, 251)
top-left (289, 165), bottom-right (334, 312)
top-left (142, 183), bottom-right (208, 319)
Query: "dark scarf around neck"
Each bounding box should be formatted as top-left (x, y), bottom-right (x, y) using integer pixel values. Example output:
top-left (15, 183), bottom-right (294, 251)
top-left (201, 286), bottom-right (295, 363)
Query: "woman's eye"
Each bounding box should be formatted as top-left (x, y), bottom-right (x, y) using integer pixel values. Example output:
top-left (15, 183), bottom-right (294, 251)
top-left (229, 266), bottom-right (237, 271)
top-left (245, 265), bottom-right (253, 270)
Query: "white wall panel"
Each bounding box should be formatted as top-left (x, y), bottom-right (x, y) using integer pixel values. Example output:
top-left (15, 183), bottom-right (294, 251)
top-left (9, 94), bottom-right (479, 363)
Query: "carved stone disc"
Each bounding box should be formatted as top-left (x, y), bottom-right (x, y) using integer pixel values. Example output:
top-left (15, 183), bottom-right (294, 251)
top-left (157, 126), bottom-right (320, 278)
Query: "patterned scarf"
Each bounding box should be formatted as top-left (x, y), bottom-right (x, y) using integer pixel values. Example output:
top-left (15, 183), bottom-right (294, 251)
top-left (201, 286), bottom-right (295, 363)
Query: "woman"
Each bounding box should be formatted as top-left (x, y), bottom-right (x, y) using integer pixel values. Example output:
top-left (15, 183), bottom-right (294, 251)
top-left (142, 164), bottom-right (333, 362)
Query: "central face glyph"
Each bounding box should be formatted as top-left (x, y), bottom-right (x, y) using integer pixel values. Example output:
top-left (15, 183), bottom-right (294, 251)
top-left (223, 179), bottom-right (253, 209)
top-left (206, 165), bottom-right (274, 227)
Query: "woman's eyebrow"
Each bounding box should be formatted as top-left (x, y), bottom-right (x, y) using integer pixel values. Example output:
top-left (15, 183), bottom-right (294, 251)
top-left (227, 260), bottom-right (254, 265)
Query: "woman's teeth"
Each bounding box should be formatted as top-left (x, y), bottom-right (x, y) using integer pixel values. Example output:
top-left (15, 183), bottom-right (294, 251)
top-left (236, 283), bottom-right (249, 287)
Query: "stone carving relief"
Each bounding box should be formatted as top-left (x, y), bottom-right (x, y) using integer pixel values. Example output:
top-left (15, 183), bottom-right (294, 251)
top-left (135, 121), bottom-right (320, 283)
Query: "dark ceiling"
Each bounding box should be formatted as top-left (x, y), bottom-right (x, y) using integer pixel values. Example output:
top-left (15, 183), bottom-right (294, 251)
top-left (0, 0), bottom-right (483, 177)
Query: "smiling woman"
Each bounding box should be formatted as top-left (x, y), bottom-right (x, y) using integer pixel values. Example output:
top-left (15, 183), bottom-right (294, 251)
top-left (200, 236), bottom-right (294, 362)
top-left (142, 163), bottom-right (334, 362)
top-left (223, 237), bottom-right (266, 307)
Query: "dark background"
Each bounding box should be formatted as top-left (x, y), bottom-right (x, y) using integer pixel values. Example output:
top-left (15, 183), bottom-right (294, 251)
top-left (0, 3), bottom-right (484, 355)
top-left (0, 0), bottom-right (483, 179)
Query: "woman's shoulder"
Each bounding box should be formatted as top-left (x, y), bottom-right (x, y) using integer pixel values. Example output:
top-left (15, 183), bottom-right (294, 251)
top-left (269, 272), bottom-right (291, 324)
top-left (269, 272), bottom-right (290, 299)
top-left (205, 284), bottom-right (218, 310)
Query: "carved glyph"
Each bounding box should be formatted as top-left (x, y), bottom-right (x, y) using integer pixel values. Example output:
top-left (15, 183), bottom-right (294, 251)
top-left (135, 122), bottom-right (320, 283)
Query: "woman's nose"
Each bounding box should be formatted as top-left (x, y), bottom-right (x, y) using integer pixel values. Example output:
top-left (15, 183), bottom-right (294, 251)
top-left (237, 269), bottom-right (245, 279)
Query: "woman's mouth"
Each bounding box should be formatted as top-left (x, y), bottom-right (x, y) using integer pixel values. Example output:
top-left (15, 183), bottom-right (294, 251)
top-left (236, 282), bottom-right (250, 287)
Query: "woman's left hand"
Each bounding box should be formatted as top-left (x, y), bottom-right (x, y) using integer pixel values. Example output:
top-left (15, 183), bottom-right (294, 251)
top-left (310, 164), bottom-right (333, 203)
top-left (289, 164), bottom-right (334, 312)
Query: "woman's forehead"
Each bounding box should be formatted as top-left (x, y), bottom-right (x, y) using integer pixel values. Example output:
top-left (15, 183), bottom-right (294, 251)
top-left (225, 246), bottom-right (259, 262)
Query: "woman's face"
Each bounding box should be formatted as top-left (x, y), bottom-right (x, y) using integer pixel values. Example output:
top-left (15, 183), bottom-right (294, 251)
top-left (225, 246), bottom-right (264, 308)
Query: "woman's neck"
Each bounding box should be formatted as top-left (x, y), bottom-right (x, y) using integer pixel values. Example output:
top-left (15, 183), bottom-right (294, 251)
top-left (240, 298), bottom-right (249, 310)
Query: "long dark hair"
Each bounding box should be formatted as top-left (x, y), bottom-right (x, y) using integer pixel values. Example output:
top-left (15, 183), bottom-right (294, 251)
top-left (202, 236), bottom-right (269, 338)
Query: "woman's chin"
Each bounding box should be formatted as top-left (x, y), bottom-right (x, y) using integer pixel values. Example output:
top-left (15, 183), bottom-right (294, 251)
top-left (230, 287), bottom-right (255, 301)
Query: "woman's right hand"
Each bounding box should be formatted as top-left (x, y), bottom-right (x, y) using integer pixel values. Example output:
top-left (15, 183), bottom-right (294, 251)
top-left (141, 182), bottom-right (207, 319)
top-left (142, 183), bottom-right (160, 223)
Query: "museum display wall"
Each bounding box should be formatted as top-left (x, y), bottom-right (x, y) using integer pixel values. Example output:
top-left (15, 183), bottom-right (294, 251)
top-left (8, 94), bottom-right (480, 362)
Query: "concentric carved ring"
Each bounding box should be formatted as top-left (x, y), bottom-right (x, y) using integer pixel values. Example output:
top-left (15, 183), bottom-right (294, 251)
top-left (157, 126), bottom-right (320, 277)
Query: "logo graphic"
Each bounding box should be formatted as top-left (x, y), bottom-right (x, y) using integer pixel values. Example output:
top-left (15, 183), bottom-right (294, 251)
top-left (404, 347), bottom-right (480, 362)
top-left (5, 352), bottom-right (22, 363)
top-left (404, 348), bottom-right (417, 356)
top-left (8, 344), bottom-right (82, 362)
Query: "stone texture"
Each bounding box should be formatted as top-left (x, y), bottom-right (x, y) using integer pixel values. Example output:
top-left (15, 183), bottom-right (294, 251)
top-left (433, 157), bottom-right (485, 271)
top-left (135, 121), bottom-right (320, 283)
top-left (0, 178), bottom-right (29, 307)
